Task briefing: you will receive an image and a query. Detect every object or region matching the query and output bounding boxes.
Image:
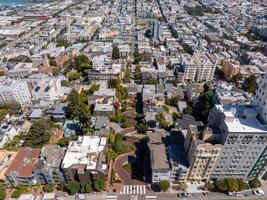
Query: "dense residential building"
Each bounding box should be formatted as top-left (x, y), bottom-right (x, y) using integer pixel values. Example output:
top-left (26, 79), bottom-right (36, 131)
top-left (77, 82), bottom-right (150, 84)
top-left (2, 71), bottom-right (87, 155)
top-left (253, 73), bottom-right (267, 124)
top-left (0, 150), bottom-right (17, 185)
top-left (193, 53), bottom-right (216, 82)
top-left (184, 125), bottom-right (222, 181)
top-left (153, 20), bottom-right (162, 42)
top-left (208, 104), bottom-right (267, 180)
top-left (61, 136), bottom-right (108, 183)
top-left (221, 59), bottom-right (241, 81)
top-left (34, 145), bottom-right (65, 185)
top-left (5, 148), bottom-right (41, 187)
top-left (180, 54), bottom-right (198, 82)
top-left (147, 132), bottom-right (172, 183)
top-left (0, 79), bottom-right (31, 106)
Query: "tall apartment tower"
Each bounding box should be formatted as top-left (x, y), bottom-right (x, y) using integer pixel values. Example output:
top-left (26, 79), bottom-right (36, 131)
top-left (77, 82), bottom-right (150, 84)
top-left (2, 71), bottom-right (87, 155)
top-left (153, 20), bottom-right (162, 42)
top-left (184, 125), bottom-right (222, 181)
top-left (208, 104), bottom-right (267, 180)
top-left (253, 73), bottom-right (267, 124)
top-left (0, 79), bottom-right (31, 106)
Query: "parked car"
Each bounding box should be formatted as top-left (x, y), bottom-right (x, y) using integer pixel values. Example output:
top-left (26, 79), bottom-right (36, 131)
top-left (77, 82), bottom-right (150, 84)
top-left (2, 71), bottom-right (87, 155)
top-left (227, 191), bottom-right (237, 196)
top-left (236, 191), bottom-right (243, 197)
top-left (75, 194), bottom-right (86, 200)
top-left (178, 192), bottom-right (190, 198)
top-left (253, 188), bottom-right (264, 196)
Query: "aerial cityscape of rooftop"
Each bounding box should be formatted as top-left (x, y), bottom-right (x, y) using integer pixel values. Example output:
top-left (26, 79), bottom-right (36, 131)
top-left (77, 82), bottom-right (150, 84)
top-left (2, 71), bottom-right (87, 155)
top-left (0, 0), bottom-right (266, 199)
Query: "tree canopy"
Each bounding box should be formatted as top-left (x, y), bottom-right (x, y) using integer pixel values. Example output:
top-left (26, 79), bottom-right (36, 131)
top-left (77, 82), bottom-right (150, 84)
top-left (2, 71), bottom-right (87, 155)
top-left (243, 75), bottom-right (257, 94)
top-left (23, 118), bottom-right (54, 148)
top-left (75, 54), bottom-right (92, 71)
top-left (159, 180), bottom-right (170, 192)
top-left (112, 46), bottom-right (120, 60)
top-left (66, 90), bottom-right (92, 135)
top-left (249, 178), bottom-right (261, 189)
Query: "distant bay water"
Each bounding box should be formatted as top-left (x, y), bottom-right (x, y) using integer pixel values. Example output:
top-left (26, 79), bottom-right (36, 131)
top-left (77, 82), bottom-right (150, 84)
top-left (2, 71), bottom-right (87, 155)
top-left (0, 0), bottom-right (50, 5)
top-left (0, 0), bottom-right (25, 3)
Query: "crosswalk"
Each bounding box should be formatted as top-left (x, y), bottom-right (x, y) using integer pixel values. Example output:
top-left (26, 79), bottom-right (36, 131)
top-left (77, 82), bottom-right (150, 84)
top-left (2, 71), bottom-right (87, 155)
top-left (145, 196), bottom-right (157, 200)
top-left (106, 194), bottom-right (157, 200)
top-left (106, 195), bottom-right (117, 200)
top-left (120, 185), bottom-right (146, 195)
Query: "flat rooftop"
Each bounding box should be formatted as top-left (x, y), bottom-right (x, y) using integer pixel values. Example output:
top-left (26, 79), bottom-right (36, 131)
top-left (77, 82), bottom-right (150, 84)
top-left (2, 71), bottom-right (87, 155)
top-left (217, 104), bottom-right (267, 133)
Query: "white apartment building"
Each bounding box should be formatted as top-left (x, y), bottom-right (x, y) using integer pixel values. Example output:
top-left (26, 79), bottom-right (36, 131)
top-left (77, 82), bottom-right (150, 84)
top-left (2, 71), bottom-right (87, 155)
top-left (193, 53), bottom-right (216, 82)
top-left (180, 54), bottom-right (198, 82)
top-left (0, 79), bottom-right (31, 106)
top-left (208, 104), bottom-right (267, 180)
top-left (0, 124), bottom-right (18, 148)
top-left (7, 62), bottom-right (37, 79)
top-left (253, 73), bottom-right (267, 124)
top-left (31, 78), bottom-right (64, 104)
top-left (32, 81), bottom-right (57, 103)
top-left (61, 136), bottom-right (108, 182)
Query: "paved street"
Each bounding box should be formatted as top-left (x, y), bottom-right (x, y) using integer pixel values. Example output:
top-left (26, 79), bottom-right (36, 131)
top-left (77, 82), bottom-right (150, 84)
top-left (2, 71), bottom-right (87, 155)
top-left (64, 192), bottom-right (267, 200)
top-left (113, 152), bottom-right (145, 185)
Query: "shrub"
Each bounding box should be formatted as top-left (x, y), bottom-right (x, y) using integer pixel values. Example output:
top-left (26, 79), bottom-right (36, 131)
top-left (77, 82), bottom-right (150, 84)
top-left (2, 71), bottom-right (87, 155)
top-left (249, 178), bottom-right (261, 189)
top-left (43, 184), bottom-right (54, 192)
top-left (159, 180), bottom-right (170, 192)
top-left (225, 178), bottom-right (239, 191)
top-left (215, 180), bottom-right (228, 192)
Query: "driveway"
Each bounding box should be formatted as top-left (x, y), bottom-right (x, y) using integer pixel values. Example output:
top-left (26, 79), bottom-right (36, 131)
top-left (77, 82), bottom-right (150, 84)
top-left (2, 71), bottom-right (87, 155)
top-left (113, 152), bottom-right (145, 185)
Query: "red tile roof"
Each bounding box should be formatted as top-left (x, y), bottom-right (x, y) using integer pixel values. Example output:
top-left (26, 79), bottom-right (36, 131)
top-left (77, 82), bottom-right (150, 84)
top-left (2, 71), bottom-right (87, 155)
top-left (5, 147), bottom-right (40, 177)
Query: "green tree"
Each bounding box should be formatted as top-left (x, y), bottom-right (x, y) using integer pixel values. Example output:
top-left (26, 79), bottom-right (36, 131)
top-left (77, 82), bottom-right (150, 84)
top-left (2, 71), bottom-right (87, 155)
top-left (243, 75), bottom-right (257, 94)
top-left (107, 148), bottom-right (117, 162)
top-left (88, 84), bottom-right (100, 96)
top-left (11, 190), bottom-right (21, 198)
top-left (109, 134), bottom-right (116, 144)
top-left (61, 80), bottom-right (71, 87)
top-left (23, 118), bottom-right (53, 148)
top-left (124, 63), bottom-right (131, 83)
top-left (65, 181), bottom-right (80, 195)
top-left (56, 37), bottom-right (68, 47)
top-left (98, 180), bottom-right (106, 191)
top-left (138, 119), bottom-right (148, 134)
top-left (0, 109), bottom-right (9, 124)
top-left (172, 112), bottom-right (181, 122)
top-left (162, 105), bottom-right (169, 113)
top-left (134, 65), bottom-right (142, 79)
top-left (225, 178), bottom-right (239, 191)
top-left (52, 67), bottom-right (61, 76)
top-left (215, 180), bottom-right (228, 192)
top-left (58, 182), bottom-right (66, 191)
top-left (193, 90), bottom-right (214, 123)
top-left (0, 100), bottom-right (21, 111)
top-left (112, 46), bottom-right (120, 60)
top-left (115, 133), bottom-right (123, 142)
top-left (85, 183), bottom-right (93, 193)
top-left (75, 54), bottom-right (92, 71)
top-left (68, 70), bottom-right (80, 81)
top-left (114, 139), bottom-right (123, 153)
top-left (249, 178), bottom-right (261, 189)
top-left (238, 179), bottom-right (247, 191)
top-left (0, 184), bottom-right (6, 200)
top-left (159, 180), bottom-right (170, 192)
top-left (184, 105), bottom-right (192, 114)
top-left (232, 72), bottom-right (243, 83)
top-left (57, 137), bottom-right (71, 147)
top-left (44, 184), bottom-right (54, 192)
top-left (108, 79), bottom-right (121, 89)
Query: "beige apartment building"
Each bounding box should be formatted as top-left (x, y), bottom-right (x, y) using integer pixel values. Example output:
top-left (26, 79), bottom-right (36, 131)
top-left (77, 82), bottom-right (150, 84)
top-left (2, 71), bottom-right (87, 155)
top-left (184, 125), bottom-right (222, 181)
top-left (221, 59), bottom-right (241, 81)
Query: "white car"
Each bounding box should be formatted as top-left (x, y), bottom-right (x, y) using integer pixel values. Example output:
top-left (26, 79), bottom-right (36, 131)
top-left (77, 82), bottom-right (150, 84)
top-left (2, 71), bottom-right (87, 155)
top-left (253, 188), bottom-right (264, 196)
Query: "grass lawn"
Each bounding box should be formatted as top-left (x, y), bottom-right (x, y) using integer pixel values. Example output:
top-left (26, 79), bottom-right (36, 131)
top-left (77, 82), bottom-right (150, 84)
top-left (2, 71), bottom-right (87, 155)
top-left (123, 163), bottom-right (132, 174)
